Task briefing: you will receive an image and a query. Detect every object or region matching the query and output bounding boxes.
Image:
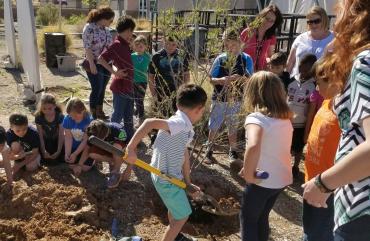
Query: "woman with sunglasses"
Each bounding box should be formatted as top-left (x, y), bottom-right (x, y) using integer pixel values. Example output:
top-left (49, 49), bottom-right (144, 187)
top-left (287, 6), bottom-right (334, 77)
top-left (302, 0), bottom-right (370, 240)
top-left (82, 6), bottom-right (115, 119)
top-left (240, 4), bottom-right (283, 71)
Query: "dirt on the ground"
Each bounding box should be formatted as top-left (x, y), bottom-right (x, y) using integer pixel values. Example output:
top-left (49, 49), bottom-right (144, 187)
top-left (0, 33), bottom-right (304, 241)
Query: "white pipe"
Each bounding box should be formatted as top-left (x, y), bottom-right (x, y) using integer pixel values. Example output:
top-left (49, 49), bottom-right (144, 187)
top-left (16, 0), bottom-right (42, 97)
top-left (4, 0), bottom-right (16, 67)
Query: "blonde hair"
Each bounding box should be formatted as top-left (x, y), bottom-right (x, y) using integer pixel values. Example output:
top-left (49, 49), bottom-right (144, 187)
top-left (66, 97), bottom-right (88, 115)
top-left (133, 35), bottom-right (148, 45)
top-left (316, 0), bottom-right (370, 92)
top-left (306, 6), bottom-right (330, 30)
top-left (243, 71), bottom-right (292, 119)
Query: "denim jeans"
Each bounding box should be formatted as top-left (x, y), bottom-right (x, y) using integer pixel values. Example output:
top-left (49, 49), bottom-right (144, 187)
top-left (334, 215), bottom-right (370, 241)
top-left (86, 64), bottom-right (111, 109)
top-left (240, 184), bottom-right (284, 241)
top-left (111, 93), bottom-right (134, 140)
top-left (303, 195), bottom-right (334, 241)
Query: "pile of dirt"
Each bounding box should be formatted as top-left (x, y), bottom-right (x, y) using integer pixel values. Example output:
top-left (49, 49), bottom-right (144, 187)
top-left (0, 147), bottom-right (243, 241)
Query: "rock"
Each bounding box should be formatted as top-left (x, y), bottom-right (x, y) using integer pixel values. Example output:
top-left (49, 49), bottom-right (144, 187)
top-left (6, 235), bottom-right (15, 241)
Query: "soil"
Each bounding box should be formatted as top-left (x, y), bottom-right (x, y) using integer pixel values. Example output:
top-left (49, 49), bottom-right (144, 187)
top-left (0, 30), bottom-right (304, 241)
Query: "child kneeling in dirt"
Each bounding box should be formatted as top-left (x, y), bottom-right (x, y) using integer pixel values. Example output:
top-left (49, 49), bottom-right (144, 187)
top-left (127, 84), bottom-right (207, 241)
top-left (6, 114), bottom-right (41, 175)
top-left (0, 126), bottom-right (13, 187)
top-left (63, 98), bottom-right (94, 171)
top-left (76, 119), bottom-right (131, 188)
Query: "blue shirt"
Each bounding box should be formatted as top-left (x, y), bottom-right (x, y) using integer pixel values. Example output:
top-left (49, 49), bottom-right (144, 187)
top-left (211, 52), bottom-right (253, 101)
top-left (62, 114), bottom-right (93, 151)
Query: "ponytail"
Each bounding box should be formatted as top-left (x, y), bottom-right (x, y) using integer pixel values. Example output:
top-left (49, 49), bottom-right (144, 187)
top-left (86, 6), bottom-right (115, 23)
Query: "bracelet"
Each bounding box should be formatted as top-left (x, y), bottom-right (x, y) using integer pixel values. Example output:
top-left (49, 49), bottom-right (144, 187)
top-left (314, 174), bottom-right (334, 193)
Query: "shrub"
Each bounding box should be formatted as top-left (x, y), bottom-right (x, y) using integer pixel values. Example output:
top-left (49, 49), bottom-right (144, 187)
top-left (38, 25), bottom-right (72, 53)
top-left (36, 4), bottom-right (59, 26)
top-left (66, 14), bottom-right (86, 25)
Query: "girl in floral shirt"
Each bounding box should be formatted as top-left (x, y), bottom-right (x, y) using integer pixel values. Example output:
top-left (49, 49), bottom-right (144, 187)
top-left (82, 6), bottom-right (114, 119)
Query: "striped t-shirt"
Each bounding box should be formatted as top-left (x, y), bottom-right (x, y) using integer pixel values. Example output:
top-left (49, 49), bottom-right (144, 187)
top-left (333, 50), bottom-right (370, 230)
top-left (150, 110), bottom-right (194, 184)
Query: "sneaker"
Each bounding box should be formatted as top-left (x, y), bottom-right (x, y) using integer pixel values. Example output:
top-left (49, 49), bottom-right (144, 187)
top-left (229, 150), bottom-right (239, 162)
top-left (175, 233), bottom-right (197, 241)
top-left (107, 172), bottom-right (122, 189)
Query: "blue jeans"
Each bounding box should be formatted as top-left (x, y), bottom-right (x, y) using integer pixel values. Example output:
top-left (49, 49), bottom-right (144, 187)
top-left (86, 64), bottom-right (111, 109)
top-left (111, 93), bottom-right (134, 140)
top-left (303, 195), bottom-right (334, 241)
top-left (240, 184), bottom-right (284, 241)
top-left (334, 215), bottom-right (370, 241)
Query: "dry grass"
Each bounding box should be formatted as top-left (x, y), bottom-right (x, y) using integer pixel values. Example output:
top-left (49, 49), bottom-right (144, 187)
top-left (136, 18), bottom-right (152, 31)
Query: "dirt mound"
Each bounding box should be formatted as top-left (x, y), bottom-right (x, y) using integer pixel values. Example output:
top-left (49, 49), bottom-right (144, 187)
top-left (0, 152), bottom-right (245, 241)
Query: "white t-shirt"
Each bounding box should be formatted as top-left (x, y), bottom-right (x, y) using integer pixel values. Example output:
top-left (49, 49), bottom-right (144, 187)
top-left (245, 112), bottom-right (293, 189)
top-left (287, 77), bottom-right (316, 128)
top-left (291, 31), bottom-right (334, 77)
top-left (151, 110), bottom-right (194, 183)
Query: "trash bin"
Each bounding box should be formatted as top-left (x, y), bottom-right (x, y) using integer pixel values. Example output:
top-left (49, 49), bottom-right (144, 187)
top-left (184, 26), bottom-right (208, 59)
top-left (44, 32), bottom-right (66, 68)
top-left (56, 54), bottom-right (77, 72)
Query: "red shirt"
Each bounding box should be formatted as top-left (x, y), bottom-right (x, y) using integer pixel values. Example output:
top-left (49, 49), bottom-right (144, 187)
top-left (100, 36), bottom-right (134, 94)
top-left (240, 28), bottom-right (276, 71)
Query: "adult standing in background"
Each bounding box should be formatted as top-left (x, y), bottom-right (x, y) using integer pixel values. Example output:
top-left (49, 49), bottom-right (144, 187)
top-left (240, 4), bottom-right (283, 71)
top-left (286, 6), bottom-right (334, 77)
top-left (82, 6), bottom-right (115, 119)
top-left (302, 1), bottom-right (370, 240)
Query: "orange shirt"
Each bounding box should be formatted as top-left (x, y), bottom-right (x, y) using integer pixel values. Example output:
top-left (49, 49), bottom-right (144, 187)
top-left (304, 99), bottom-right (341, 181)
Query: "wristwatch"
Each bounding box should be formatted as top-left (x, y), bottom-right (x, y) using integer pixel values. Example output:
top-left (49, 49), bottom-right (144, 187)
top-left (314, 174), bottom-right (334, 193)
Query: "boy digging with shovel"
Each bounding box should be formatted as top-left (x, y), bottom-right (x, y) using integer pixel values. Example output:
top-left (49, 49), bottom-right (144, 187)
top-left (126, 84), bottom-right (207, 241)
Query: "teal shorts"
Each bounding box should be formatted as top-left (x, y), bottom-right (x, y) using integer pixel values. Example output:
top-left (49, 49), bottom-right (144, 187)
top-left (153, 179), bottom-right (192, 220)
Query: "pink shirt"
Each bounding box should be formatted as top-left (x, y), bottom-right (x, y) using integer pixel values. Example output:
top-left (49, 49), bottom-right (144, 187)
top-left (240, 28), bottom-right (276, 71)
top-left (310, 90), bottom-right (324, 112)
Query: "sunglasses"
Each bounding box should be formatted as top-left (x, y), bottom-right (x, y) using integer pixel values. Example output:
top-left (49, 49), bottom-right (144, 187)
top-left (307, 18), bottom-right (321, 25)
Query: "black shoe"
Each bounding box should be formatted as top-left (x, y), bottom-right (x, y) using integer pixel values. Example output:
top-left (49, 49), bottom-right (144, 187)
top-left (175, 233), bottom-right (197, 241)
top-left (229, 150), bottom-right (239, 162)
top-left (204, 149), bottom-right (214, 164)
top-left (206, 149), bottom-right (213, 159)
top-left (292, 166), bottom-right (300, 179)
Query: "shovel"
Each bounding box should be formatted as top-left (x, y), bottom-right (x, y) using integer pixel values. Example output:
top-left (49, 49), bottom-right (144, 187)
top-left (88, 136), bottom-right (268, 216)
